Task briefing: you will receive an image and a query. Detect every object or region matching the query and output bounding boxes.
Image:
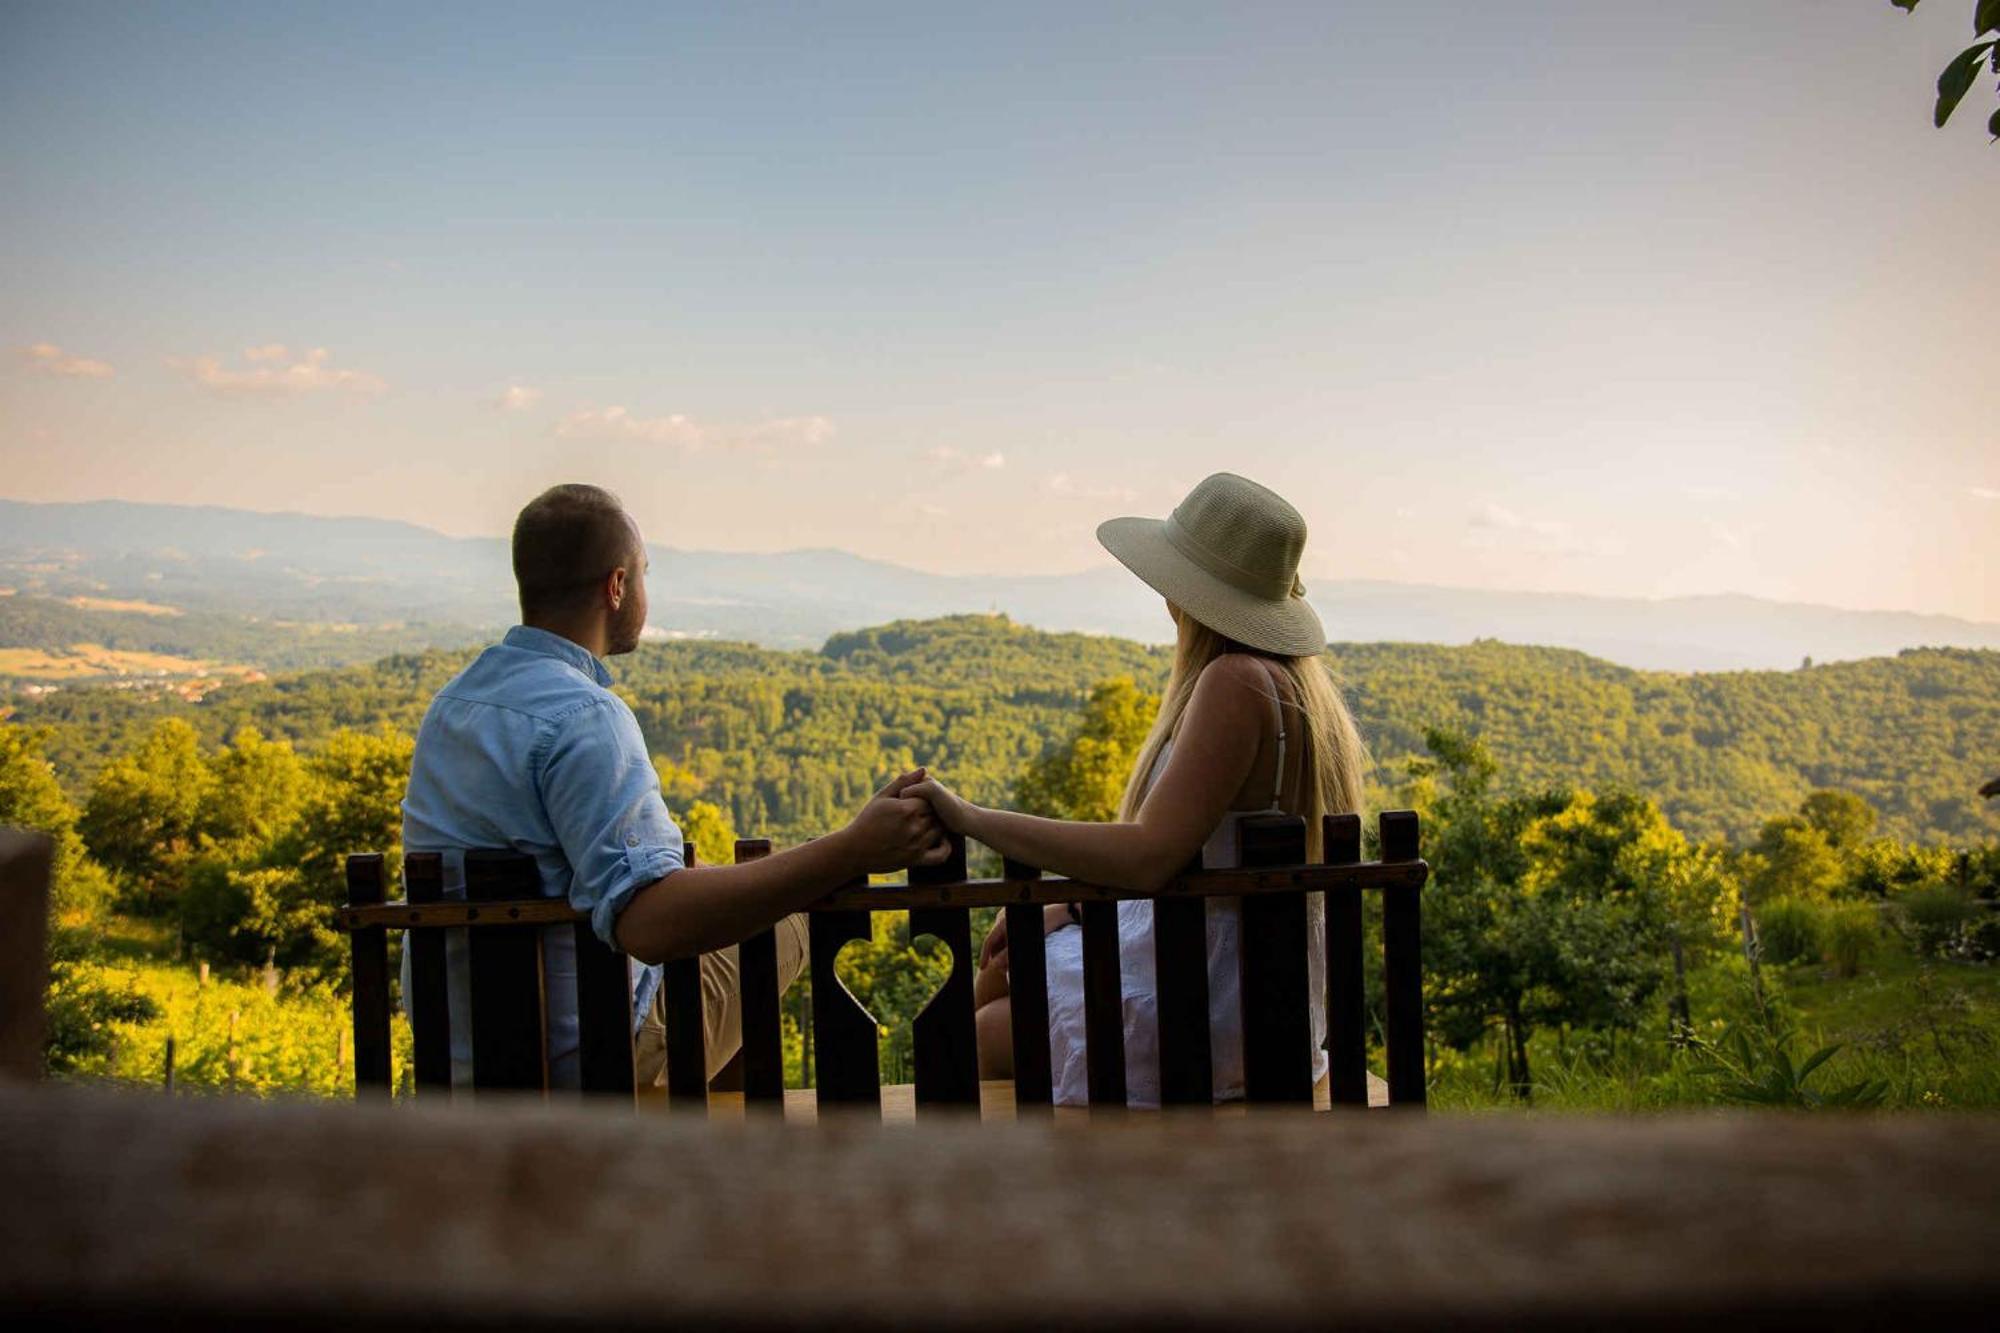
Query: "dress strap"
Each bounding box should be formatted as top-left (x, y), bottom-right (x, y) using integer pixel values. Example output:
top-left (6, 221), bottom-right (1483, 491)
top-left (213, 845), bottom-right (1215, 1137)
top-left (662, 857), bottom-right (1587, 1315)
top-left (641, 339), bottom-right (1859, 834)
top-left (1262, 660), bottom-right (1288, 811)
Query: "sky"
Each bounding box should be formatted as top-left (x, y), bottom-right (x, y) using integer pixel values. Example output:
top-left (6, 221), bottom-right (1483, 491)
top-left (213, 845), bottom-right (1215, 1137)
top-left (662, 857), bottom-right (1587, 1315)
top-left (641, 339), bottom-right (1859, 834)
top-left (2, 1), bottom-right (1996, 620)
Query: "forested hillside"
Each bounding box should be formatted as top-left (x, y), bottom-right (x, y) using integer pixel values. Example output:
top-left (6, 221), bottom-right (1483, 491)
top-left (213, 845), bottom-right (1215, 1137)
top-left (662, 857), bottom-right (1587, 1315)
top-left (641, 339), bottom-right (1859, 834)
top-left (6, 615), bottom-right (1996, 846)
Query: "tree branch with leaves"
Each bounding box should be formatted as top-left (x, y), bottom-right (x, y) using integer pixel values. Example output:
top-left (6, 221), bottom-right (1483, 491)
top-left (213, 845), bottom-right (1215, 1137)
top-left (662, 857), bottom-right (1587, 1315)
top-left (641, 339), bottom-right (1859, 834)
top-left (1892, 0), bottom-right (2000, 138)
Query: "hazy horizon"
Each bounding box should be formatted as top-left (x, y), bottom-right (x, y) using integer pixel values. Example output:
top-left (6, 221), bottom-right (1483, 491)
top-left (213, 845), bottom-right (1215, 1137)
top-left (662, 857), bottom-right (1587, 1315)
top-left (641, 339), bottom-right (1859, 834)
top-left (4, 3), bottom-right (1995, 621)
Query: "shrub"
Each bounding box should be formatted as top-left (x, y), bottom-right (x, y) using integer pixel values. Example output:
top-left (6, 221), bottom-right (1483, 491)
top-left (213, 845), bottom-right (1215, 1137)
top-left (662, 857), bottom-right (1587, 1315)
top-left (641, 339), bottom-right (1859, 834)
top-left (1756, 898), bottom-right (1822, 966)
top-left (1819, 901), bottom-right (1877, 978)
top-left (1897, 886), bottom-right (1980, 960)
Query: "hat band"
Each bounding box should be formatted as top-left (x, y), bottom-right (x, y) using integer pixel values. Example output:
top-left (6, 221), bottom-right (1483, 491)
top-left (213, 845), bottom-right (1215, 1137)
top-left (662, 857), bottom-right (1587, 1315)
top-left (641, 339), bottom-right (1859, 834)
top-left (1163, 513), bottom-right (1296, 602)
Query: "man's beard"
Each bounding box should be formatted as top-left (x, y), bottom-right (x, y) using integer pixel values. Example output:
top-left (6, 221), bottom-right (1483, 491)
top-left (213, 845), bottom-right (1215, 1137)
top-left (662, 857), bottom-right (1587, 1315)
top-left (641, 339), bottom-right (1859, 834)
top-left (607, 598), bottom-right (645, 655)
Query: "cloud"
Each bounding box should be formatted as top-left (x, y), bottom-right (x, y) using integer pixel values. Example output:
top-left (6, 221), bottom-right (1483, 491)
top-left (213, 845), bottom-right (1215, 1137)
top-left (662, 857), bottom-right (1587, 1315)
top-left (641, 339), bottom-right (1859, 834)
top-left (926, 445), bottom-right (1006, 471)
top-left (555, 406), bottom-right (834, 452)
top-left (498, 384), bottom-right (543, 412)
top-left (172, 345), bottom-right (386, 396)
top-left (1044, 472), bottom-right (1139, 504)
top-left (22, 342), bottom-right (114, 379)
top-left (1970, 486), bottom-right (2000, 502)
top-left (1466, 501), bottom-right (1612, 558)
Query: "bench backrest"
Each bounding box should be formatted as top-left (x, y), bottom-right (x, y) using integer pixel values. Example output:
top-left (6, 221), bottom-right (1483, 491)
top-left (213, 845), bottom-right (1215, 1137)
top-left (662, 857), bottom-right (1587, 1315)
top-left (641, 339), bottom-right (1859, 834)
top-left (338, 809), bottom-right (1429, 1112)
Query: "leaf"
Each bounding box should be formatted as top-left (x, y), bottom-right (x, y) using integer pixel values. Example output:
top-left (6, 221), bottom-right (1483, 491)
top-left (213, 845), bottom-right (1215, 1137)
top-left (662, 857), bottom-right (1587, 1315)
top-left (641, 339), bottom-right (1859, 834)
top-left (1990, 105), bottom-right (2000, 139)
top-left (1795, 1042), bottom-right (1841, 1085)
top-left (1890, 0), bottom-right (1921, 11)
top-left (1935, 41), bottom-right (1999, 127)
top-left (1979, 0), bottom-right (2000, 35)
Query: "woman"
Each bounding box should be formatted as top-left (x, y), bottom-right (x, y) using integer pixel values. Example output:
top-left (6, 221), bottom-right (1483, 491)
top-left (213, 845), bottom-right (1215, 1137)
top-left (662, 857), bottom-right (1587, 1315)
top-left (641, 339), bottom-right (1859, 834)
top-left (910, 472), bottom-right (1368, 1105)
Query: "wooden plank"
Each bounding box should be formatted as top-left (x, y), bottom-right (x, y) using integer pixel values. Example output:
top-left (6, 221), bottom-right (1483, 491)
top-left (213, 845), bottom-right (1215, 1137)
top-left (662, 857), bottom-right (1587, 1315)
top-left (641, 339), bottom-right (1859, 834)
top-left (809, 898), bottom-right (881, 1110)
top-left (1079, 898), bottom-right (1126, 1112)
top-left (1001, 857), bottom-right (1053, 1112)
top-left (1152, 854), bottom-right (1212, 1107)
top-left (343, 854), bottom-right (393, 1099)
top-left (463, 851), bottom-right (547, 1096)
top-left (0, 831), bottom-right (53, 1081)
top-left (16, 1087), bottom-right (2000, 1329)
top-left (1322, 814), bottom-right (1369, 1109)
top-left (733, 839), bottom-right (784, 1109)
top-left (908, 836), bottom-right (977, 1109)
top-left (1379, 810), bottom-right (1426, 1109)
top-left (1239, 816), bottom-right (1313, 1105)
top-left (573, 912), bottom-right (635, 1101)
top-left (332, 859), bottom-right (1433, 930)
top-left (401, 853), bottom-right (451, 1094)
top-left (807, 860), bottom-right (1428, 912)
top-left (660, 840), bottom-right (706, 1109)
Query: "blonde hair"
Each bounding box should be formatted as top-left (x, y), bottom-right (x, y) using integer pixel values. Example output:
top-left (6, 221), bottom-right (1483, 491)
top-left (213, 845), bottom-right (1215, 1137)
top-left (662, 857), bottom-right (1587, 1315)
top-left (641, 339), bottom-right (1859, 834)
top-left (1116, 612), bottom-right (1368, 859)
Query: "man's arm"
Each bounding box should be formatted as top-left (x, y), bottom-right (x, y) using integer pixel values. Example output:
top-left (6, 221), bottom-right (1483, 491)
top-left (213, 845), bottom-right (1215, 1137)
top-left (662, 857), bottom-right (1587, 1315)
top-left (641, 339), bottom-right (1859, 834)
top-left (613, 769), bottom-right (949, 964)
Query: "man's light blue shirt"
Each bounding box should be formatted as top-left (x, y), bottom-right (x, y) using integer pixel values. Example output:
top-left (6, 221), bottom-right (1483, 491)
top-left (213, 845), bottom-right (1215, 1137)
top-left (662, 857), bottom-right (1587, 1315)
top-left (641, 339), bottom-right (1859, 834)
top-left (401, 625), bottom-right (678, 1087)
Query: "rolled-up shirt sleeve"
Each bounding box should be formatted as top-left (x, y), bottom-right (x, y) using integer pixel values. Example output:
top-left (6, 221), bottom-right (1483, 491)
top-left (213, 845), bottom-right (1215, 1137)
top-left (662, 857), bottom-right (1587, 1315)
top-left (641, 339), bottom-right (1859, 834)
top-left (538, 697), bottom-right (684, 948)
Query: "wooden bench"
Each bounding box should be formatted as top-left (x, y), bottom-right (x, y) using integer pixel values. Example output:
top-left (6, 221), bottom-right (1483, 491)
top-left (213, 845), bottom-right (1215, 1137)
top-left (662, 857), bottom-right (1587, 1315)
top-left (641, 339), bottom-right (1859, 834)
top-left (337, 810), bottom-right (1428, 1114)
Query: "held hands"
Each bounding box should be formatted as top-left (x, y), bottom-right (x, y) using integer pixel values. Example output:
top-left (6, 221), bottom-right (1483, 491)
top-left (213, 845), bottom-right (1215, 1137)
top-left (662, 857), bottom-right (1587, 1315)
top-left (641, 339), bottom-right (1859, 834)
top-left (846, 768), bottom-right (954, 873)
top-left (903, 775), bottom-right (975, 836)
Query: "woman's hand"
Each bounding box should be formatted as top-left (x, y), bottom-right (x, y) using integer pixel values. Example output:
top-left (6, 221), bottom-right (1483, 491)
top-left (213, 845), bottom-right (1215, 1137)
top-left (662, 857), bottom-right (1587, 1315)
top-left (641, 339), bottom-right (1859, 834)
top-left (906, 775), bottom-right (978, 837)
top-left (978, 902), bottom-right (1080, 969)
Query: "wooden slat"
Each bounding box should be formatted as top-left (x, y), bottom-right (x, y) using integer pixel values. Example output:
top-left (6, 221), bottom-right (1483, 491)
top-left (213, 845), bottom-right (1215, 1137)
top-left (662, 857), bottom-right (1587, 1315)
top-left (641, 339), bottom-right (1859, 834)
top-left (809, 895), bottom-right (881, 1110)
top-left (733, 839), bottom-right (784, 1109)
top-left (908, 835), bottom-right (977, 1109)
top-left (1001, 858), bottom-right (1053, 1112)
top-left (573, 913), bottom-right (635, 1101)
top-left (1079, 898), bottom-right (1126, 1112)
top-left (401, 853), bottom-right (451, 1093)
top-left (1239, 816), bottom-right (1313, 1105)
top-left (1152, 854), bottom-right (1212, 1107)
top-left (0, 831), bottom-right (53, 1081)
top-left (344, 854), bottom-right (392, 1099)
top-left (1380, 810), bottom-right (1426, 1109)
top-left (661, 843), bottom-right (706, 1109)
top-left (463, 852), bottom-right (547, 1095)
top-left (1322, 814), bottom-right (1369, 1108)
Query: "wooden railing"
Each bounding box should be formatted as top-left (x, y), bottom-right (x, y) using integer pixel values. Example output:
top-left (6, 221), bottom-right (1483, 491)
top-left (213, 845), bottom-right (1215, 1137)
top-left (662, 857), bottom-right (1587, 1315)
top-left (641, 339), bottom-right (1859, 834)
top-left (337, 809), bottom-right (1428, 1114)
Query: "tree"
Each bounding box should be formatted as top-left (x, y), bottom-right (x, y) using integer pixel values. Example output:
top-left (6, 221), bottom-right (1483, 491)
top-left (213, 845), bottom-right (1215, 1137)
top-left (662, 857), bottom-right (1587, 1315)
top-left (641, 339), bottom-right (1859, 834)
top-left (0, 725), bottom-right (114, 920)
top-left (675, 799), bottom-right (742, 867)
top-left (1013, 676), bottom-right (1159, 821)
top-left (1891, 1), bottom-right (2000, 139)
top-left (78, 717), bottom-right (211, 912)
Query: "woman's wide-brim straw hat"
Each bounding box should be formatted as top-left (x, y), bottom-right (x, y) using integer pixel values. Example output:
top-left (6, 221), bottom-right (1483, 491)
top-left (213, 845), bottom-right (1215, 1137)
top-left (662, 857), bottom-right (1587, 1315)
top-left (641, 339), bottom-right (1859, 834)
top-left (1097, 472), bottom-right (1328, 658)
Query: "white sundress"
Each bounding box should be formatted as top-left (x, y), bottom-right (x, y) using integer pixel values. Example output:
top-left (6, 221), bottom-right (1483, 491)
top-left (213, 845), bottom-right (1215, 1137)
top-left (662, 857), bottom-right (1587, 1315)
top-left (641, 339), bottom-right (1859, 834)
top-left (1041, 671), bottom-right (1329, 1106)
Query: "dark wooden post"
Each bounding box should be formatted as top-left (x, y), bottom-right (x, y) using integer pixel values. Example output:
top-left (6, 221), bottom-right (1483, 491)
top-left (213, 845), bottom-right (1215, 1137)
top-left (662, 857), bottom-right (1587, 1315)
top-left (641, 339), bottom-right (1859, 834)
top-left (909, 834), bottom-right (979, 1109)
top-left (1379, 811), bottom-right (1426, 1109)
top-left (1153, 855), bottom-right (1212, 1107)
top-left (0, 830), bottom-right (53, 1081)
top-left (661, 845), bottom-right (708, 1111)
top-left (574, 898), bottom-right (636, 1102)
top-left (734, 839), bottom-right (785, 1110)
top-left (1002, 858), bottom-right (1054, 1112)
top-left (1079, 899), bottom-right (1126, 1113)
top-left (1322, 814), bottom-right (1369, 1108)
top-left (402, 852), bottom-right (451, 1093)
top-left (344, 854), bottom-right (393, 1098)
top-left (1239, 816), bottom-right (1313, 1105)
top-left (809, 892), bottom-right (882, 1110)
top-left (464, 851), bottom-right (548, 1095)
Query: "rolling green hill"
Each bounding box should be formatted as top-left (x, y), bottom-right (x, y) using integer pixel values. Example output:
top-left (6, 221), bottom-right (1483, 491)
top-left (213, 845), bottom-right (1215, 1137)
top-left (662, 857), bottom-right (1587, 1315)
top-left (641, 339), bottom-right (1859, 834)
top-left (7, 614), bottom-right (1996, 847)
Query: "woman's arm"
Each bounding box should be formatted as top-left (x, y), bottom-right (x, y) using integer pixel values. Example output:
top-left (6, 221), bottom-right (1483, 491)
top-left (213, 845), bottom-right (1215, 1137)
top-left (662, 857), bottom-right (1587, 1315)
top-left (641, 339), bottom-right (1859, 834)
top-left (913, 655), bottom-right (1273, 893)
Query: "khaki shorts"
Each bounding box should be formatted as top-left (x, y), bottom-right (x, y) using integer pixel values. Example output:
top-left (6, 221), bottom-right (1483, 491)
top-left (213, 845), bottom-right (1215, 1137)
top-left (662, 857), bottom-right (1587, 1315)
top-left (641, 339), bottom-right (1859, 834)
top-left (632, 913), bottom-right (810, 1086)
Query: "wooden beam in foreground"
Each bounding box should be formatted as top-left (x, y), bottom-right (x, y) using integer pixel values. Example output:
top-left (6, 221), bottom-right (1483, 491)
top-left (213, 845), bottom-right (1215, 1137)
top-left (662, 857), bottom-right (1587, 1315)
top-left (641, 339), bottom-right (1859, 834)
top-left (0, 831), bottom-right (52, 1082)
top-left (2, 1086), bottom-right (1996, 1329)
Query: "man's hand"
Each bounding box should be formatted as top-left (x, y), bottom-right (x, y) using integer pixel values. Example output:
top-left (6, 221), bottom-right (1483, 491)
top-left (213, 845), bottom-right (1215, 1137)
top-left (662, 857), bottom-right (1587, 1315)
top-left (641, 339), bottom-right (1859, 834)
top-left (843, 768), bottom-right (953, 874)
top-left (904, 775), bottom-right (977, 836)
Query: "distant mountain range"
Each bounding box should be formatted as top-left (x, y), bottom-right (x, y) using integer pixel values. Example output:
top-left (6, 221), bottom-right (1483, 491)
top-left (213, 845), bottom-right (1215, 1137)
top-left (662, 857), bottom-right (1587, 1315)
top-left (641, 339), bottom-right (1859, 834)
top-left (4, 497), bottom-right (1997, 673)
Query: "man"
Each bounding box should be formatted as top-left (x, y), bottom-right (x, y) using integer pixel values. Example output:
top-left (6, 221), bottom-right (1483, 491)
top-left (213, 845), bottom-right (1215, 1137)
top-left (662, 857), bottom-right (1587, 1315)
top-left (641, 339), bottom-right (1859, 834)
top-left (402, 483), bottom-right (949, 1088)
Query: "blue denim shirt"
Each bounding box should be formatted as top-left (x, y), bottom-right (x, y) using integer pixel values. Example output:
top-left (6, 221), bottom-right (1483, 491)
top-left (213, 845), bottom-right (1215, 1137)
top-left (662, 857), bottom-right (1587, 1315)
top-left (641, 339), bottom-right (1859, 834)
top-left (401, 625), bottom-right (678, 1087)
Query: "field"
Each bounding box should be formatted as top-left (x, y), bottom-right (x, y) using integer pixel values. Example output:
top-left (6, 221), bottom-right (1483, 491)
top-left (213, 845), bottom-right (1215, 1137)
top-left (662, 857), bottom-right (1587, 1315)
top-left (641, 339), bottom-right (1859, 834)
top-left (0, 643), bottom-right (258, 683)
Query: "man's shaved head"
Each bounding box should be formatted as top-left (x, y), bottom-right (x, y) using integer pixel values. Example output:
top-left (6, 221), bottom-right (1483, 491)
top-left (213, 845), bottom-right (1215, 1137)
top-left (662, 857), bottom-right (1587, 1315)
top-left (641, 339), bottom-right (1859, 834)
top-left (512, 483), bottom-right (640, 620)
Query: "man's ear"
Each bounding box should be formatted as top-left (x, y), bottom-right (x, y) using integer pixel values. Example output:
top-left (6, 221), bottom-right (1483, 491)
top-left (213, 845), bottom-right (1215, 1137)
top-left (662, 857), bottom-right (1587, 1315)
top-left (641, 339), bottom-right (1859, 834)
top-left (607, 565), bottom-right (628, 610)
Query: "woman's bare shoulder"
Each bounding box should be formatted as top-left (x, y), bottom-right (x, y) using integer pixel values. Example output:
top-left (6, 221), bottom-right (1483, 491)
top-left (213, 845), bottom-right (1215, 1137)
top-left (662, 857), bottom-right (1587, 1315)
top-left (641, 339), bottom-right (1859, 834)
top-left (1188, 652), bottom-right (1277, 719)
